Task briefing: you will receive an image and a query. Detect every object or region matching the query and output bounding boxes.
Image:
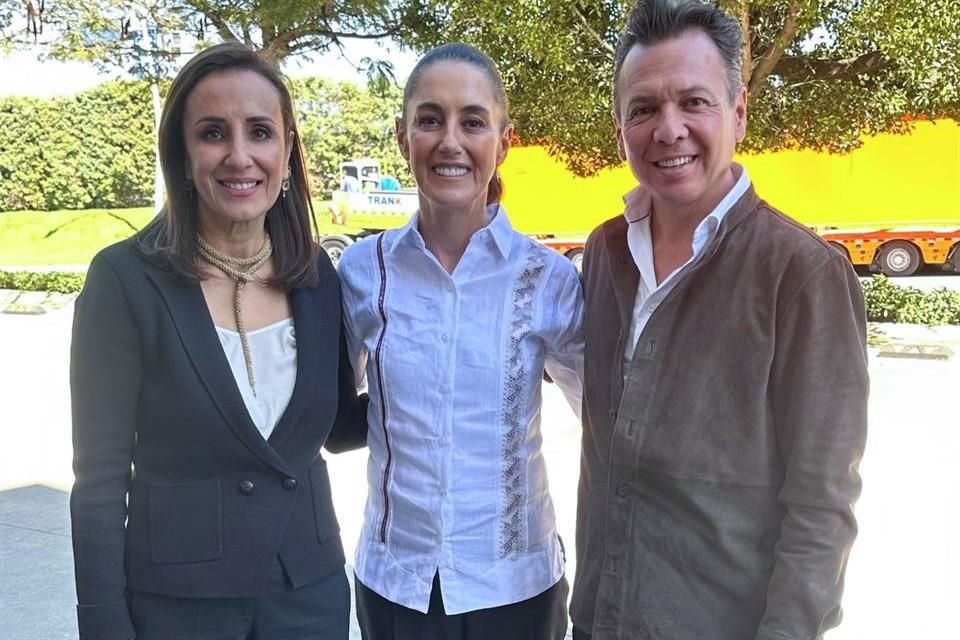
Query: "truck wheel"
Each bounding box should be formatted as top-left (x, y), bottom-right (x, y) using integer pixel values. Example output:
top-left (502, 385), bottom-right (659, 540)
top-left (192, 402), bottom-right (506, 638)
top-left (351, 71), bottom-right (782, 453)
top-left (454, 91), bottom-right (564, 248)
top-left (946, 243), bottom-right (960, 273)
top-left (877, 240), bottom-right (922, 277)
top-left (566, 248), bottom-right (584, 274)
top-left (320, 237), bottom-right (349, 267)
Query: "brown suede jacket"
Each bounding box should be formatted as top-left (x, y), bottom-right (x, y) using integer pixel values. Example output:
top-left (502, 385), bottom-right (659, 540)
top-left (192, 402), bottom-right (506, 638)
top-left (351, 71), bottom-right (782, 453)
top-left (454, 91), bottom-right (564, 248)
top-left (570, 185), bottom-right (869, 640)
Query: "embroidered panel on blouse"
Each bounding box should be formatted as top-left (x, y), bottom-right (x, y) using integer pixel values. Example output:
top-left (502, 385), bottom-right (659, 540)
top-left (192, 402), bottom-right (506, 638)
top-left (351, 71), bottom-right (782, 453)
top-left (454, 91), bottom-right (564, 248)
top-left (499, 242), bottom-right (547, 558)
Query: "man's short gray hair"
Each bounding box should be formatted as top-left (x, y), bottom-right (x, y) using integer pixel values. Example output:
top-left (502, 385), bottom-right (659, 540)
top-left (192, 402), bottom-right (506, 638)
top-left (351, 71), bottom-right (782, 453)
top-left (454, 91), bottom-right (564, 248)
top-left (612, 0), bottom-right (744, 114)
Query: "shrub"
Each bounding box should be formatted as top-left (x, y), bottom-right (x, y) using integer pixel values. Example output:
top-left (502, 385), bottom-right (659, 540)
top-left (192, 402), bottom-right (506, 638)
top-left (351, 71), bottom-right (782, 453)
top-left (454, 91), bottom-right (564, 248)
top-left (0, 270), bottom-right (85, 294)
top-left (861, 275), bottom-right (960, 325)
top-left (0, 83), bottom-right (154, 211)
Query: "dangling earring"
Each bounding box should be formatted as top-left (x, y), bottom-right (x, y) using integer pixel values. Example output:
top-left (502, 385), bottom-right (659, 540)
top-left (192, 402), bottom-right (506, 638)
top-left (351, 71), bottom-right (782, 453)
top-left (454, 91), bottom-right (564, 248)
top-left (281, 168), bottom-right (291, 199)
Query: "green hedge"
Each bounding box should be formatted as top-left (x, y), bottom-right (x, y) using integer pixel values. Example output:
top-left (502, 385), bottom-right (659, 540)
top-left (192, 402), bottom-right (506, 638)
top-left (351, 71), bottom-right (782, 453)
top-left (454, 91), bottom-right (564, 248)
top-left (862, 275), bottom-right (960, 325)
top-left (3, 270), bottom-right (958, 326)
top-left (0, 270), bottom-right (86, 294)
top-left (0, 82), bottom-right (155, 211)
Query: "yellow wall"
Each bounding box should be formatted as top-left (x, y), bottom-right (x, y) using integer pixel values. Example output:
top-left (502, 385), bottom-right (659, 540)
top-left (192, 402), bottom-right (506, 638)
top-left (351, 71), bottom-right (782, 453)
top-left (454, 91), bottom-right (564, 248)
top-left (499, 119), bottom-right (960, 235)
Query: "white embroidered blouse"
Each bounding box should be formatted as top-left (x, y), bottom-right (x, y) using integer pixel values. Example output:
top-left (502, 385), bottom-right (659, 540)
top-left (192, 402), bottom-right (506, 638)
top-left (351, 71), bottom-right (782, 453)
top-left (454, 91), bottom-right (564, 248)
top-left (338, 204), bottom-right (584, 614)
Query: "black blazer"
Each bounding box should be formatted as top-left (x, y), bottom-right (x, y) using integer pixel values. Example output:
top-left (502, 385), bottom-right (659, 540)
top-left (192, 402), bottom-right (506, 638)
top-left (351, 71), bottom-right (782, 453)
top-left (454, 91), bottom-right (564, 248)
top-left (69, 239), bottom-right (366, 640)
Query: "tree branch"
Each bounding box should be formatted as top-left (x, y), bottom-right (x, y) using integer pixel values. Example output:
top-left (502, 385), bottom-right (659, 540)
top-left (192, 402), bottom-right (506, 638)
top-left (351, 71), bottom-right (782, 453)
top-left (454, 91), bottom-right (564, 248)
top-left (322, 27), bottom-right (401, 41)
top-left (572, 6), bottom-right (614, 57)
top-left (190, 1), bottom-right (239, 42)
top-left (748, 0), bottom-right (803, 96)
top-left (772, 50), bottom-right (889, 82)
top-left (738, 0), bottom-right (750, 88)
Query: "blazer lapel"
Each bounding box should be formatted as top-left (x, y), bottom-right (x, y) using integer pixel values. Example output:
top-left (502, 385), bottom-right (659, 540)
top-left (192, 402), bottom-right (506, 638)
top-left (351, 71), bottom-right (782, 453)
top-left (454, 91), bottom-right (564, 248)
top-left (267, 282), bottom-right (323, 447)
top-left (146, 268), bottom-right (290, 473)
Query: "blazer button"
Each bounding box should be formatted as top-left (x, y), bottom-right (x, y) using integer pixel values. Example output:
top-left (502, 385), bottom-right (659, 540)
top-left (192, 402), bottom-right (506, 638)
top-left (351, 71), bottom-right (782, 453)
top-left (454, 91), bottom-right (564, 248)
top-left (281, 477), bottom-right (298, 491)
top-left (615, 482), bottom-right (629, 499)
top-left (238, 480), bottom-right (255, 495)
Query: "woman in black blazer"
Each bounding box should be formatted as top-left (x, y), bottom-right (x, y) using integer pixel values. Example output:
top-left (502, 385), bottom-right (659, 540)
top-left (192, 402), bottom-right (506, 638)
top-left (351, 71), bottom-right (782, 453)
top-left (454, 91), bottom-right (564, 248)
top-left (70, 42), bottom-right (366, 640)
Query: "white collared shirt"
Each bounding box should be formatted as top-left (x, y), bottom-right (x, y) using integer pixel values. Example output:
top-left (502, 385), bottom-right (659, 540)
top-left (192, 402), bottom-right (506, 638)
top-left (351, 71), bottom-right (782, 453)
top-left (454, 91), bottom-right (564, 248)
top-left (623, 166), bottom-right (751, 363)
top-left (338, 204), bottom-right (584, 614)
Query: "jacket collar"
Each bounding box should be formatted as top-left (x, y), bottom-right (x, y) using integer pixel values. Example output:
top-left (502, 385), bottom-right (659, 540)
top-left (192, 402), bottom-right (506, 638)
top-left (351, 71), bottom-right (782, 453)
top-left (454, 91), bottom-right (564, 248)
top-left (145, 264), bottom-right (326, 474)
top-left (602, 180), bottom-right (761, 329)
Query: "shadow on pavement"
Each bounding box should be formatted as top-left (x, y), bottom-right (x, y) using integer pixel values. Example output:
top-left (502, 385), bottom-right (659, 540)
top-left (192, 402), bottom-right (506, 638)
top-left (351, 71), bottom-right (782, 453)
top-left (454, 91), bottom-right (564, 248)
top-left (0, 484), bottom-right (77, 640)
top-left (0, 484), bottom-right (371, 639)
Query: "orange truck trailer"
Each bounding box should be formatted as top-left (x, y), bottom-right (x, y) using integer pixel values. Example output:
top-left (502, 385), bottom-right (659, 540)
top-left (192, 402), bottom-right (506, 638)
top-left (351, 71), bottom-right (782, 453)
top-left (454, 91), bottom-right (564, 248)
top-left (320, 120), bottom-right (960, 276)
top-left (818, 226), bottom-right (960, 276)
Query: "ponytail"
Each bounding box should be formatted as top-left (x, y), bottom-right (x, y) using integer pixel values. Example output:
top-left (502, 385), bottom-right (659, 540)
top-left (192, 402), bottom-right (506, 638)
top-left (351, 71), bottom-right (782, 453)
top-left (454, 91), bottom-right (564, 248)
top-left (486, 171), bottom-right (504, 205)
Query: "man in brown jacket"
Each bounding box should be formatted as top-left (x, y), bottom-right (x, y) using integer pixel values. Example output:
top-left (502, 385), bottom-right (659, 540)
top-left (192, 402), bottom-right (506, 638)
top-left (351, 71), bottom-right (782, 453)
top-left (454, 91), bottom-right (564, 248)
top-left (569, 1), bottom-right (869, 639)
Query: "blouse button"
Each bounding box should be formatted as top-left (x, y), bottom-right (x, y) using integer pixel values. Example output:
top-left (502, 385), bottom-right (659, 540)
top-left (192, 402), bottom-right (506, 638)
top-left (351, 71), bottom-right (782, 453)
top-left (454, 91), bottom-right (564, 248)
top-left (238, 480), bottom-right (255, 495)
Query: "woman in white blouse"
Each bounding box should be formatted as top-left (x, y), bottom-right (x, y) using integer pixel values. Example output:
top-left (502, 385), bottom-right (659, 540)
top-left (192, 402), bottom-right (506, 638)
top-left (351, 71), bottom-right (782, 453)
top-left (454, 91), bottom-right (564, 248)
top-left (339, 43), bottom-right (584, 639)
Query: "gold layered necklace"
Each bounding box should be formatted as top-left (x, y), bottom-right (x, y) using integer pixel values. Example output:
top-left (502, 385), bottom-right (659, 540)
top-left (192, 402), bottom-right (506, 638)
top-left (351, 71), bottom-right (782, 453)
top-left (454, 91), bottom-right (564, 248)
top-left (197, 234), bottom-right (273, 395)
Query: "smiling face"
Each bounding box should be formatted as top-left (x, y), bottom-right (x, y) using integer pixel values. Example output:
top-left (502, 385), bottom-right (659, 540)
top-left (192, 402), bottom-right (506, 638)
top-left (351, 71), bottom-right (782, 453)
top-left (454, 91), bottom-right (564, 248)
top-left (182, 69), bottom-right (292, 231)
top-left (397, 60), bottom-right (512, 218)
top-left (614, 29), bottom-right (747, 220)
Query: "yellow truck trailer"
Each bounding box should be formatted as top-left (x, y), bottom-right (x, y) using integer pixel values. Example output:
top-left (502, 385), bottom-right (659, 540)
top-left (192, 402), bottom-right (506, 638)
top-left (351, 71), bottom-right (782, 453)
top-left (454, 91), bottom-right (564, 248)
top-left (321, 119), bottom-right (960, 276)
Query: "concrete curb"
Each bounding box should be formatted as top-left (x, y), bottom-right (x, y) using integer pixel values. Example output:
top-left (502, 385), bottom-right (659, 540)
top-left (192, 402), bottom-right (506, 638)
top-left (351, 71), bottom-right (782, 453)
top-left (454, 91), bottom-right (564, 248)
top-left (0, 290), bottom-right (77, 315)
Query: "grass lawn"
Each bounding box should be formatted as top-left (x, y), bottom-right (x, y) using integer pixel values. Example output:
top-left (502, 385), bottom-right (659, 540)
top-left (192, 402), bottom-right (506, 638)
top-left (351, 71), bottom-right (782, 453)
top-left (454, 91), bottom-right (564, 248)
top-left (0, 203), bottom-right (341, 267)
top-left (0, 208), bottom-right (156, 266)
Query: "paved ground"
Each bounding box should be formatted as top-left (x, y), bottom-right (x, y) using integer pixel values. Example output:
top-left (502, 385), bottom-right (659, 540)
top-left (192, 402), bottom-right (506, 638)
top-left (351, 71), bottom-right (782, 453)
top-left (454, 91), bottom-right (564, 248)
top-left (1, 301), bottom-right (958, 639)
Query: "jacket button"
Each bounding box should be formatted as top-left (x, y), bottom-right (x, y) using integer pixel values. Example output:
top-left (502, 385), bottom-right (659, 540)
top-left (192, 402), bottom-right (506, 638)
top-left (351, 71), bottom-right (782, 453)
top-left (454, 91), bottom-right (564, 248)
top-left (238, 480), bottom-right (255, 495)
top-left (281, 477), bottom-right (298, 491)
top-left (608, 408), bottom-right (617, 421)
top-left (615, 482), bottom-right (629, 499)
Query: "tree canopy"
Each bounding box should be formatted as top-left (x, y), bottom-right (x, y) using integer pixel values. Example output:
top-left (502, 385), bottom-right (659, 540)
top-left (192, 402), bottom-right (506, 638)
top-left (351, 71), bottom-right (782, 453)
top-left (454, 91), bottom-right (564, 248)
top-left (404, 0), bottom-right (960, 174)
top-left (6, 0), bottom-right (959, 175)
top-left (3, 0), bottom-right (405, 82)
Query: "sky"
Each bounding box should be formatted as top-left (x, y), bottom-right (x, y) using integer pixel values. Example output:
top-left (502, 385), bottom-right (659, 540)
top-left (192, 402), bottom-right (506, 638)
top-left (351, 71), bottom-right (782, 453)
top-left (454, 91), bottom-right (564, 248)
top-left (0, 37), bottom-right (417, 99)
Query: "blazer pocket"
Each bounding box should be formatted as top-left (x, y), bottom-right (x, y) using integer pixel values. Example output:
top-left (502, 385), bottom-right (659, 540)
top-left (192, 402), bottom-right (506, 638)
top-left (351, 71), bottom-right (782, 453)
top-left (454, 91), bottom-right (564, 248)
top-left (309, 461), bottom-right (340, 543)
top-left (147, 478), bottom-right (223, 564)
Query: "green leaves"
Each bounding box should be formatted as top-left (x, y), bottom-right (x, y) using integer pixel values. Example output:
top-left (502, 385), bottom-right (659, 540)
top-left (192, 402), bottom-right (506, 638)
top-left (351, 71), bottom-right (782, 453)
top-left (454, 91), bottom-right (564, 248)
top-left (403, 0), bottom-right (960, 173)
top-left (0, 82), bottom-right (155, 211)
top-left (0, 269), bottom-right (86, 293)
top-left (291, 76), bottom-right (410, 193)
top-left (862, 275), bottom-right (960, 325)
top-left (32, 0), bottom-right (405, 76)
top-left (8, 0), bottom-right (958, 176)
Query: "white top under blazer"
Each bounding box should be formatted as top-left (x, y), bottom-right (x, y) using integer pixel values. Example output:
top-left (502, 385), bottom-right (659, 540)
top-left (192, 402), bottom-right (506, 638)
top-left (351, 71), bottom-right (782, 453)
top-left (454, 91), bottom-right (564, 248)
top-left (215, 317), bottom-right (297, 440)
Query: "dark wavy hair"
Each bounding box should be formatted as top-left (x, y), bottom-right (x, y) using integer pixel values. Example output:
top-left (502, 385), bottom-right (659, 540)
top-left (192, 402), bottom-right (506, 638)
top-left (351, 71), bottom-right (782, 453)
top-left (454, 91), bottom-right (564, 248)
top-left (400, 42), bottom-right (510, 205)
top-left (613, 0), bottom-right (744, 118)
top-left (136, 41), bottom-right (318, 289)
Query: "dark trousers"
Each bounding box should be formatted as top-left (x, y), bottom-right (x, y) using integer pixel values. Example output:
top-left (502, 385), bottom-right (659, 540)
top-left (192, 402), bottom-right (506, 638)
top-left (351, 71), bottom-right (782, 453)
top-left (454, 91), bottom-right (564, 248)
top-left (572, 628), bottom-right (592, 640)
top-left (129, 564), bottom-right (349, 640)
top-left (356, 573), bottom-right (569, 640)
